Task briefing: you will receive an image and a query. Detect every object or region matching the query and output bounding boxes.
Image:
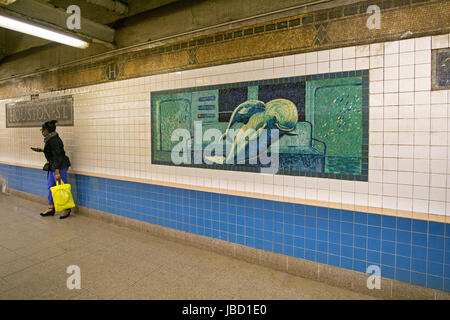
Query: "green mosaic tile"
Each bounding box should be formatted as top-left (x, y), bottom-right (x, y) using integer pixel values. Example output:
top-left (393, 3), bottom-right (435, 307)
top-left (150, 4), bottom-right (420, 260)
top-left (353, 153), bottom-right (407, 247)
top-left (277, 21), bottom-right (288, 29)
top-left (359, 4), bottom-right (369, 13)
top-left (289, 19), bottom-right (300, 27)
top-left (393, 0), bottom-right (409, 7)
top-left (377, 0), bottom-right (393, 9)
top-left (315, 13), bottom-right (327, 21)
top-left (265, 24), bottom-right (275, 31)
top-left (255, 26), bottom-right (265, 33)
top-left (244, 28), bottom-right (254, 35)
top-left (302, 16), bottom-right (314, 24)
top-left (344, 6), bottom-right (358, 16)
top-left (329, 9), bottom-right (342, 19)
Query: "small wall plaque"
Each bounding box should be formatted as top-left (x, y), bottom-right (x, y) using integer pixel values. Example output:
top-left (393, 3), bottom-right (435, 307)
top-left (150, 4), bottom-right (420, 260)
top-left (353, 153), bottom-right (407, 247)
top-left (432, 48), bottom-right (450, 90)
top-left (6, 95), bottom-right (74, 128)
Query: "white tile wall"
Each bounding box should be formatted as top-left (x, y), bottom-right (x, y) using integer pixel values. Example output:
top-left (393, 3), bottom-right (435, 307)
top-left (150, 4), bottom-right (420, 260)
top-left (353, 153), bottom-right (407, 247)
top-left (1, 33), bottom-right (450, 216)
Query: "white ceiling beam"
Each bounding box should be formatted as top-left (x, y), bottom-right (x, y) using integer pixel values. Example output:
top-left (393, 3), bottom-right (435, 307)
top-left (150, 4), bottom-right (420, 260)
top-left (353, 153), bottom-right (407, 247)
top-left (0, 28), bottom-right (5, 61)
top-left (0, 0), bottom-right (16, 5)
top-left (0, 0), bottom-right (115, 46)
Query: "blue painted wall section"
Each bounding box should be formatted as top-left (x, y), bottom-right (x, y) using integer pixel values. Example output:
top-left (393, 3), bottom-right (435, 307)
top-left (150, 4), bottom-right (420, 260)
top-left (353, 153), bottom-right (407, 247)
top-left (1, 162), bottom-right (449, 292)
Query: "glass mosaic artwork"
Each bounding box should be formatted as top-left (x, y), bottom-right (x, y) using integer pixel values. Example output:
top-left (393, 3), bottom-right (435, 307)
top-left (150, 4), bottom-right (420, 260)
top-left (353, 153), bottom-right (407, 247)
top-left (151, 71), bottom-right (369, 181)
top-left (433, 48), bottom-right (450, 90)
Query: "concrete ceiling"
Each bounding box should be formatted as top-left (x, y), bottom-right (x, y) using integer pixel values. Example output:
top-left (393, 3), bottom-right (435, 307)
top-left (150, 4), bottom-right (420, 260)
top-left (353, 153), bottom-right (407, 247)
top-left (0, 0), bottom-right (365, 78)
top-left (0, 0), bottom-right (181, 60)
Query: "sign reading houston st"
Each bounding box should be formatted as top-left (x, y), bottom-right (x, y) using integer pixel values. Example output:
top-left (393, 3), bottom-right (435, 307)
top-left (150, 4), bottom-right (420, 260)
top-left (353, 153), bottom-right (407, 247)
top-left (6, 95), bottom-right (74, 128)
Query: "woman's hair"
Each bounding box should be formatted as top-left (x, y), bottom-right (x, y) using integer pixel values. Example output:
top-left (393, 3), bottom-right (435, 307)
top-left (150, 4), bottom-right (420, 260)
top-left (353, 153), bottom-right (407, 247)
top-left (42, 120), bottom-right (58, 132)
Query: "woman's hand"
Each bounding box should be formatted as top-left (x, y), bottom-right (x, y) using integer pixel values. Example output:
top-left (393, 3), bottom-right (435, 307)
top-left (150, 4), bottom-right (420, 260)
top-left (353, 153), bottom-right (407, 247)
top-left (55, 169), bottom-right (61, 181)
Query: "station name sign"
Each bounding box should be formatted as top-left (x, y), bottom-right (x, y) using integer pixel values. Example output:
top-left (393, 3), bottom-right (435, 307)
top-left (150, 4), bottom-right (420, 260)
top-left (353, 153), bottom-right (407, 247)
top-left (6, 95), bottom-right (74, 128)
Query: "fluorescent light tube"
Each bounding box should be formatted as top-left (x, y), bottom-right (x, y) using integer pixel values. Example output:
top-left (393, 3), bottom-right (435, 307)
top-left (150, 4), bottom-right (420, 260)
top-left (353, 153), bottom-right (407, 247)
top-left (0, 14), bottom-right (89, 48)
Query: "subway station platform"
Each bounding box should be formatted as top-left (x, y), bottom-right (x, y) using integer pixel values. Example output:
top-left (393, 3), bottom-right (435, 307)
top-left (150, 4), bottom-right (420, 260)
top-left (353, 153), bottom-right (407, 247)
top-left (0, 193), bottom-right (376, 300)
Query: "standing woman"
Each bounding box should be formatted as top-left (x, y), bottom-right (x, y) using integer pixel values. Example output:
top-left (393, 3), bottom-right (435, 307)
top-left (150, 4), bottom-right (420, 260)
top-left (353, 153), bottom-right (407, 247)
top-left (31, 120), bottom-right (72, 219)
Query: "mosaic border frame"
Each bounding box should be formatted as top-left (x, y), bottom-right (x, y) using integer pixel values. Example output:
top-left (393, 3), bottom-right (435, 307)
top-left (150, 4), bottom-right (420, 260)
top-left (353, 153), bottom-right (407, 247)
top-left (151, 70), bottom-right (369, 181)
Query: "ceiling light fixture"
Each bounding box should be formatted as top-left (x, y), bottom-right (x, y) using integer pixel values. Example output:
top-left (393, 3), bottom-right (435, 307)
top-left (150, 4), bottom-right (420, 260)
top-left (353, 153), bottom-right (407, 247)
top-left (0, 13), bottom-right (89, 48)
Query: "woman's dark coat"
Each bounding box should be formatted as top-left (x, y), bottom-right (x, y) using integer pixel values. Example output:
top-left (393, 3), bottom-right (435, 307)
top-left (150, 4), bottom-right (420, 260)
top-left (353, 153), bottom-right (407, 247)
top-left (44, 134), bottom-right (71, 171)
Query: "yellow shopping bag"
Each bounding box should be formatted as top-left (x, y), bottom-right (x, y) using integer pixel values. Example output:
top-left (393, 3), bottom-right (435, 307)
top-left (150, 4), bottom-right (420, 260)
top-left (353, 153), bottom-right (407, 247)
top-left (50, 180), bottom-right (75, 212)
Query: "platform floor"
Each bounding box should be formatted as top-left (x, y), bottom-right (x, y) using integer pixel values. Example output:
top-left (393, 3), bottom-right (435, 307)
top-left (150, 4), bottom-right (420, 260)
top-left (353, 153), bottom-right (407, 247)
top-left (0, 193), bottom-right (377, 300)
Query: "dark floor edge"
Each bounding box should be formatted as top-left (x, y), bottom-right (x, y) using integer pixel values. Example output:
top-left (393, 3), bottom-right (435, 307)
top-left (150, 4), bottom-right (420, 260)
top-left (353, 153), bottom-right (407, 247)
top-left (8, 189), bottom-right (450, 300)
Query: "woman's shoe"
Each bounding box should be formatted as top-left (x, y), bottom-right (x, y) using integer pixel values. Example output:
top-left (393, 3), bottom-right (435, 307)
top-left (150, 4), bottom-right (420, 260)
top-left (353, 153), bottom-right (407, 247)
top-left (60, 209), bottom-right (71, 219)
top-left (40, 208), bottom-right (55, 216)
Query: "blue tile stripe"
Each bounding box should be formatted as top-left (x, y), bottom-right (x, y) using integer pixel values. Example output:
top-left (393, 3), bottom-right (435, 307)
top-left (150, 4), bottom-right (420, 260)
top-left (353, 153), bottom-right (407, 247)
top-left (1, 163), bottom-right (449, 292)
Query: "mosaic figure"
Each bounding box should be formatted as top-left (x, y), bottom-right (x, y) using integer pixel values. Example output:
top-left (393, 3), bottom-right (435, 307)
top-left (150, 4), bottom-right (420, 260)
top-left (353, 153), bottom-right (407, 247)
top-left (207, 98), bottom-right (298, 164)
top-left (220, 100), bottom-right (266, 143)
